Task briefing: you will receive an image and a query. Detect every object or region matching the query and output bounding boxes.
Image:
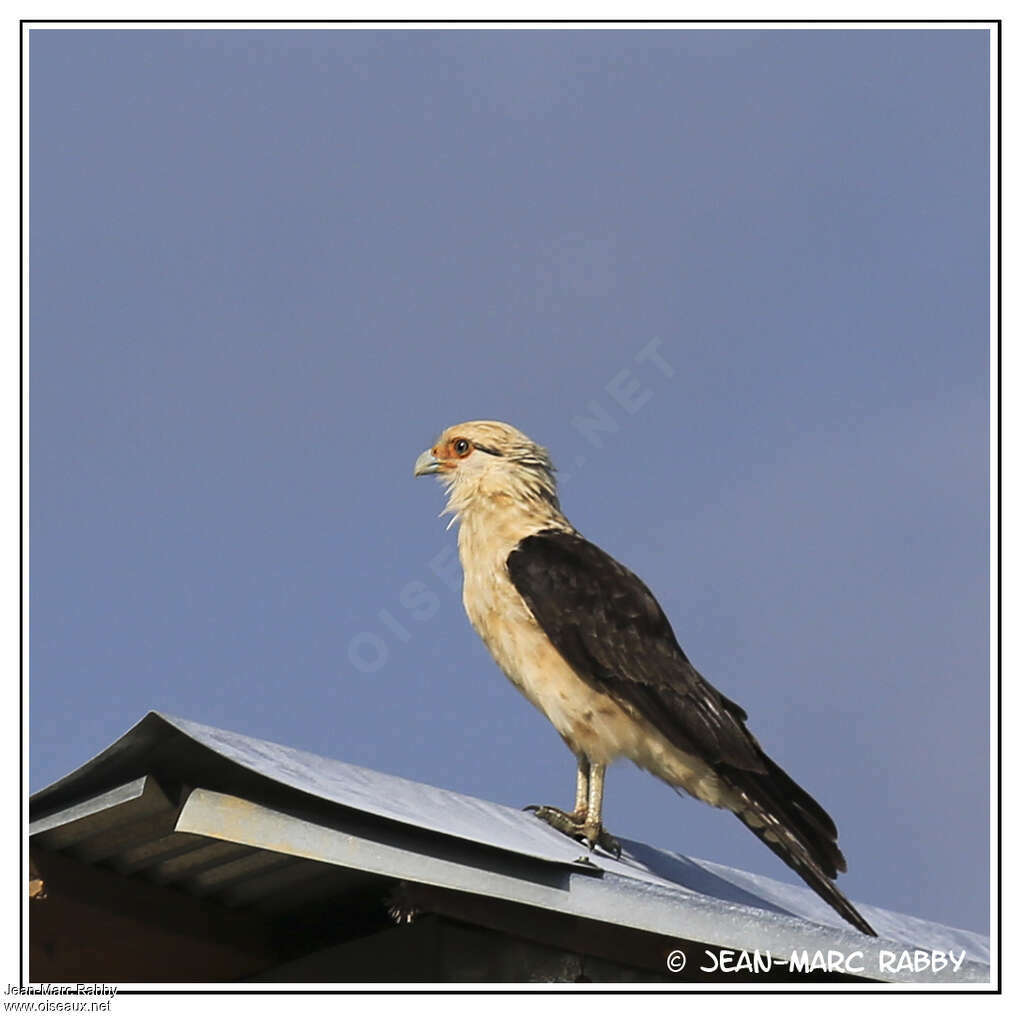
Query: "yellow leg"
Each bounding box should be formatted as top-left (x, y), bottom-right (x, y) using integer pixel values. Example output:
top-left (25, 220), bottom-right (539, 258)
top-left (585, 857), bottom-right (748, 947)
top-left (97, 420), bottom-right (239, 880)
top-left (573, 756), bottom-right (590, 818)
top-left (525, 758), bottom-right (621, 858)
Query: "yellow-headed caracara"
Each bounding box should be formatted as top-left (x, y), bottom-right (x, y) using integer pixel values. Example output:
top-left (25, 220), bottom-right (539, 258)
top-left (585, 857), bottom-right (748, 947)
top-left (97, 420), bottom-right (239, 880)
top-left (414, 420), bottom-right (876, 937)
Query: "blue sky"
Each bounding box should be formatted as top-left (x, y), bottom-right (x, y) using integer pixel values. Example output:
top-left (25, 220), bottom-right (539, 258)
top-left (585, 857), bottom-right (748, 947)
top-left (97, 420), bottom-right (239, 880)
top-left (29, 27), bottom-right (991, 934)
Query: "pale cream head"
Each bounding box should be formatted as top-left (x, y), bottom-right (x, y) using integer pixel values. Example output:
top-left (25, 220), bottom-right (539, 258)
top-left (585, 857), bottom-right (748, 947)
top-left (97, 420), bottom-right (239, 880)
top-left (413, 420), bottom-right (563, 523)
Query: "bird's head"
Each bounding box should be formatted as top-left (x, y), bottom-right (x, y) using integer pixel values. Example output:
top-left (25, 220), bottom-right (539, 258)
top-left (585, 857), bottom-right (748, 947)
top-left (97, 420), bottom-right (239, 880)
top-left (414, 420), bottom-right (562, 524)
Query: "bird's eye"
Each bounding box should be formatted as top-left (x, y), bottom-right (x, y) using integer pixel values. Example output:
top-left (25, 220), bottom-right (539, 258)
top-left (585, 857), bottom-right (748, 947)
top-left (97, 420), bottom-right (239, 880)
top-left (453, 438), bottom-right (471, 456)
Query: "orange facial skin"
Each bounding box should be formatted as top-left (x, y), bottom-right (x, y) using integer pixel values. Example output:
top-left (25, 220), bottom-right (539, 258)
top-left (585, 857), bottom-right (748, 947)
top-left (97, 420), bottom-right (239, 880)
top-left (434, 436), bottom-right (473, 468)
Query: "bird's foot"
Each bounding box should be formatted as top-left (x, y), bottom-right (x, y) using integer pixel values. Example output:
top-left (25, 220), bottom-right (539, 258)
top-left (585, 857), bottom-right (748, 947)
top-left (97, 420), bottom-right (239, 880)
top-left (524, 805), bottom-right (622, 859)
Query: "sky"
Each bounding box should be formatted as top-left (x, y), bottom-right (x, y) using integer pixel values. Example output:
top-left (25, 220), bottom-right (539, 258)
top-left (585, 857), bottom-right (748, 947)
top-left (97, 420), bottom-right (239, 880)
top-left (29, 27), bottom-right (991, 935)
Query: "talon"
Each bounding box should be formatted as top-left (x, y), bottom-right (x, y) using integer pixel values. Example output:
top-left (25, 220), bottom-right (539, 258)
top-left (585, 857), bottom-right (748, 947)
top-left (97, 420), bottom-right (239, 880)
top-left (581, 824), bottom-right (615, 856)
top-left (527, 804), bottom-right (620, 857)
top-left (579, 822), bottom-right (621, 858)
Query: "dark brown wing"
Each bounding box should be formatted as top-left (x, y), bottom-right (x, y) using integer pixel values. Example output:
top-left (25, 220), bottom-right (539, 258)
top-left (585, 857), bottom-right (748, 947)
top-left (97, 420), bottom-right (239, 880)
top-left (506, 528), bottom-right (767, 771)
top-left (506, 528), bottom-right (876, 937)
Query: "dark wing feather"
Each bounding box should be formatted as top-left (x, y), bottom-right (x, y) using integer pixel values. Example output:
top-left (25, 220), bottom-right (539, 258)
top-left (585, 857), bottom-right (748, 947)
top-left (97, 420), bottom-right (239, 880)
top-left (507, 529), bottom-right (877, 937)
top-left (506, 529), bottom-right (766, 772)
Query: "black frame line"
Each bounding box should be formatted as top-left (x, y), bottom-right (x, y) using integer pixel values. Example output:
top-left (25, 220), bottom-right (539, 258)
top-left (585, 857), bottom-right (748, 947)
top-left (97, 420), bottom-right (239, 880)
top-left (19, 15), bottom-right (1003, 995)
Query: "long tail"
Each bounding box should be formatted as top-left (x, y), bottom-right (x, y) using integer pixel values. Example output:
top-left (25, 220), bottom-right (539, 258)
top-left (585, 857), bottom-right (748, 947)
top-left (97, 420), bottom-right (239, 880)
top-left (723, 756), bottom-right (877, 937)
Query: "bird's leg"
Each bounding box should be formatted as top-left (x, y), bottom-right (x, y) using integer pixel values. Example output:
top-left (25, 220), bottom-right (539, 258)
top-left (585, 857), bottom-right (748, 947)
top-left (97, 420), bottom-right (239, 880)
top-left (526, 758), bottom-right (621, 858)
top-left (525, 756), bottom-right (589, 827)
top-left (572, 755), bottom-right (590, 820)
top-left (581, 763), bottom-right (621, 858)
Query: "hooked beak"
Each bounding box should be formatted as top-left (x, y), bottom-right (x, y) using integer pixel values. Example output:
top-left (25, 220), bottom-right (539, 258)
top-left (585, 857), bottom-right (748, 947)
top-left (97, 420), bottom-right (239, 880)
top-left (414, 449), bottom-right (443, 477)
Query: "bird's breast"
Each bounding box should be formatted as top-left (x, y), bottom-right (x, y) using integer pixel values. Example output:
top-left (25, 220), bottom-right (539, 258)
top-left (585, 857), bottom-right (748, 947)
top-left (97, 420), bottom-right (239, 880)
top-left (460, 552), bottom-right (645, 764)
top-left (457, 542), bottom-right (739, 804)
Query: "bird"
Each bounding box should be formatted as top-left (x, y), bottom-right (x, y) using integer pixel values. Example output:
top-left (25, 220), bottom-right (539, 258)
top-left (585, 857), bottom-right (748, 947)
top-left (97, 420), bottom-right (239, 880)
top-left (414, 420), bottom-right (876, 937)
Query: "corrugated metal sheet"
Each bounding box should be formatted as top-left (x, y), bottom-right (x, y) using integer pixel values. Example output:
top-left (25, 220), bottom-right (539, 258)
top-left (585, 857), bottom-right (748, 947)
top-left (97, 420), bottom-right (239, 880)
top-left (30, 712), bottom-right (991, 983)
top-left (32, 712), bottom-right (595, 869)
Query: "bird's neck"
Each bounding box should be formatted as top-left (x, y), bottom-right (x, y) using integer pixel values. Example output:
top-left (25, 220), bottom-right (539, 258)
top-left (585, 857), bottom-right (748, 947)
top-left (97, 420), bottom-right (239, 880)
top-left (453, 487), bottom-right (572, 570)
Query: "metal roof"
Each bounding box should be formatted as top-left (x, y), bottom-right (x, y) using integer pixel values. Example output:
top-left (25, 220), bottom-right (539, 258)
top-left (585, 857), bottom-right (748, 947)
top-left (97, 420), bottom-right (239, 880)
top-left (30, 712), bottom-right (990, 984)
